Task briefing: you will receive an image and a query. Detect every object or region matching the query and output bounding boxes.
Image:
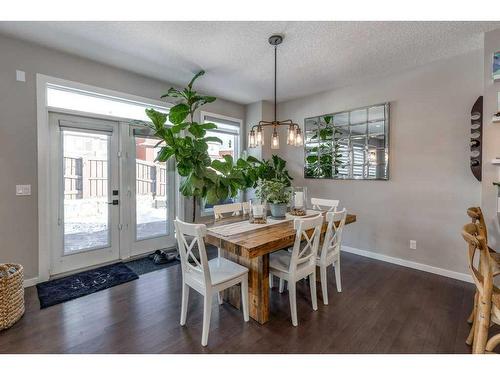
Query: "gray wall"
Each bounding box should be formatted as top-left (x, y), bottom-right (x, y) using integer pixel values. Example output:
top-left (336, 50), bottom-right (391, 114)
top-left (481, 28), bottom-right (500, 248)
top-left (275, 50), bottom-right (483, 274)
top-left (0, 34), bottom-right (245, 279)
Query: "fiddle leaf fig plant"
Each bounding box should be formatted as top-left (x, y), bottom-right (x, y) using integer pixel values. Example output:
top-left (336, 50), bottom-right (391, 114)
top-left (144, 70), bottom-right (260, 221)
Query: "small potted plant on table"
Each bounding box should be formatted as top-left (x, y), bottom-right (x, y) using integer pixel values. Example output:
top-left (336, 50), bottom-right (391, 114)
top-left (256, 179), bottom-right (292, 219)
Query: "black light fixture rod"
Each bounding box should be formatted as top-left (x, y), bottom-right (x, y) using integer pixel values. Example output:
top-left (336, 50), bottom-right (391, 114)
top-left (274, 44), bottom-right (277, 123)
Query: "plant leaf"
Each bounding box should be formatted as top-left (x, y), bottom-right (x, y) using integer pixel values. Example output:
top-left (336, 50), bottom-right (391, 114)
top-left (188, 70), bottom-right (205, 89)
top-left (169, 103), bottom-right (190, 124)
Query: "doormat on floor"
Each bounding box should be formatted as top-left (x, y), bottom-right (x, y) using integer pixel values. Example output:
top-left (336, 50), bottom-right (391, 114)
top-left (125, 255), bottom-right (179, 275)
top-left (36, 263), bottom-right (139, 309)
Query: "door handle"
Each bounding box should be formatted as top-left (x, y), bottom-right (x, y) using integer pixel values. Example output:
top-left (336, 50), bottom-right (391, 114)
top-left (108, 200), bottom-right (119, 205)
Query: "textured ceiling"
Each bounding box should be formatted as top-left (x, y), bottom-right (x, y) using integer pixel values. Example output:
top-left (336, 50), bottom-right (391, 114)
top-left (0, 21), bottom-right (498, 104)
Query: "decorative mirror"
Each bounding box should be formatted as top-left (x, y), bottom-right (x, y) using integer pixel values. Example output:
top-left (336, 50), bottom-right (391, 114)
top-left (304, 103), bottom-right (390, 180)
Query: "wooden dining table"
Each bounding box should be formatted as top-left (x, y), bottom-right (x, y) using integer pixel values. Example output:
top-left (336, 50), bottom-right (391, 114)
top-left (199, 211), bottom-right (357, 324)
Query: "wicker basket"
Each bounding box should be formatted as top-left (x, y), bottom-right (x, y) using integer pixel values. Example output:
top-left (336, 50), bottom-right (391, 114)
top-left (0, 264), bottom-right (25, 331)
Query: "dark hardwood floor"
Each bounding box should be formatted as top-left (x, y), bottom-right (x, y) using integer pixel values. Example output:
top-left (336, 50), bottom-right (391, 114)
top-left (1, 250), bottom-right (494, 354)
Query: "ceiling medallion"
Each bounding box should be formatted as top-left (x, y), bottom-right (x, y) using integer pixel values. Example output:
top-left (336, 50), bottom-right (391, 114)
top-left (248, 34), bottom-right (303, 150)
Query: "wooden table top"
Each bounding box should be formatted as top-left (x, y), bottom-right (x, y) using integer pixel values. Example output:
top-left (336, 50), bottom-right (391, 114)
top-left (201, 213), bottom-right (356, 259)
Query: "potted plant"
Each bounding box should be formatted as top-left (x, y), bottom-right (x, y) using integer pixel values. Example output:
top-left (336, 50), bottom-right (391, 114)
top-left (256, 179), bottom-right (292, 218)
top-left (143, 70), bottom-right (260, 222)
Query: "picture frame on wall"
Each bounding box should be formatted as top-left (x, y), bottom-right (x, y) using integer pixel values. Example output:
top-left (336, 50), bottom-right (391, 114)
top-left (494, 51), bottom-right (500, 81)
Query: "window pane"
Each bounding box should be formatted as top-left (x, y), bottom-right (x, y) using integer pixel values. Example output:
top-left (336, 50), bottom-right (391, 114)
top-left (47, 86), bottom-right (168, 122)
top-left (135, 136), bottom-right (169, 240)
top-left (63, 130), bottom-right (110, 253)
top-left (206, 130), bottom-right (238, 161)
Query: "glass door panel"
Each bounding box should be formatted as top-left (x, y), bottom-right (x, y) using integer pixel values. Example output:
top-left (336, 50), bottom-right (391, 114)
top-left (134, 136), bottom-right (169, 240)
top-left (62, 129), bottom-right (111, 254)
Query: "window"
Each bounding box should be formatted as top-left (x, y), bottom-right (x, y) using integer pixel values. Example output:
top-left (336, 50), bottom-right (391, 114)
top-left (47, 84), bottom-right (169, 122)
top-left (200, 112), bottom-right (242, 214)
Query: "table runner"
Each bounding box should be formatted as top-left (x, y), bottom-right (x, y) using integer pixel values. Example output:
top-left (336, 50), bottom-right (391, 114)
top-left (207, 210), bottom-right (322, 237)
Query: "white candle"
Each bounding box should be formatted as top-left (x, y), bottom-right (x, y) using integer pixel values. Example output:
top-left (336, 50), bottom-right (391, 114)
top-left (294, 192), bottom-right (304, 207)
top-left (253, 205), bottom-right (264, 217)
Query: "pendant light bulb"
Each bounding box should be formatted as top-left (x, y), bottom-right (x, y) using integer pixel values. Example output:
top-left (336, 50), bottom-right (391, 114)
top-left (271, 127), bottom-right (280, 149)
top-left (256, 125), bottom-right (264, 146)
top-left (287, 124), bottom-right (296, 145)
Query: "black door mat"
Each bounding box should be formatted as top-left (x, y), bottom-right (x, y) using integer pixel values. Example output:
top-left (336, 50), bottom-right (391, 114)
top-left (36, 262), bottom-right (138, 309)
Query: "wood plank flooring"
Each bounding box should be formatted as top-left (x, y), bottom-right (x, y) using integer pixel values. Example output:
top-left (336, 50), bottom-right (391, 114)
top-left (1, 250), bottom-right (496, 354)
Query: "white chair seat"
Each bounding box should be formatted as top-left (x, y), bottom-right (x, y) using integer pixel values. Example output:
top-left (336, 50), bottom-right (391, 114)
top-left (270, 250), bottom-right (311, 275)
top-left (190, 257), bottom-right (248, 286)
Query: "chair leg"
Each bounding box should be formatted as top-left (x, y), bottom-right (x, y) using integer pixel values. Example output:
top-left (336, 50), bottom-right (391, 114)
top-left (288, 281), bottom-right (298, 326)
top-left (279, 278), bottom-right (285, 293)
top-left (269, 274), bottom-right (273, 289)
top-left (472, 299), bottom-right (491, 354)
top-left (320, 265), bottom-right (328, 305)
top-left (309, 272), bottom-right (318, 311)
top-left (218, 292), bottom-right (223, 305)
top-left (217, 247), bottom-right (221, 258)
top-left (467, 291), bottom-right (478, 324)
top-left (466, 314), bottom-right (476, 346)
top-left (201, 293), bottom-right (213, 347)
top-left (241, 277), bottom-right (249, 322)
top-left (180, 283), bottom-right (189, 326)
top-left (466, 292), bottom-right (479, 345)
top-left (486, 333), bottom-right (500, 352)
top-left (334, 258), bottom-right (342, 292)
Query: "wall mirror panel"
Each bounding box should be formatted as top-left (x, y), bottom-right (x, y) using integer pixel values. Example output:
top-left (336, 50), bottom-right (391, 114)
top-left (304, 103), bottom-right (390, 180)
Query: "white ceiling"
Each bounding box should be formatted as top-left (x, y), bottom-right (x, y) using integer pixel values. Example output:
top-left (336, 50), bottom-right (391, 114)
top-left (0, 21), bottom-right (499, 104)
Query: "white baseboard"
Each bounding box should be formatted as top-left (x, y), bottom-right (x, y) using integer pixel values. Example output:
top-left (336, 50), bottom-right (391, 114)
top-left (23, 277), bottom-right (39, 288)
top-left (342, 246), bottom-right (472, 283)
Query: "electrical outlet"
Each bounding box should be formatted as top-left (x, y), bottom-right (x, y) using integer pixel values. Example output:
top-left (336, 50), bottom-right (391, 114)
top-left (16, 184), bottom-right (31, 196)
top-left (409, 240), bottom-right (417, 250)
top-left (16, 70), bottom-right (26, 82)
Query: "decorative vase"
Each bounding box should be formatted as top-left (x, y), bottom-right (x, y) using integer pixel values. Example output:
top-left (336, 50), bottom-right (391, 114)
top-left (270, 203), bottom-right (287, 218)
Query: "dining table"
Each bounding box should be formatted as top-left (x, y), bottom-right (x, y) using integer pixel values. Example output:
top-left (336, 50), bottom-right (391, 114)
top-left (199, 210), bottom-right (357, 324)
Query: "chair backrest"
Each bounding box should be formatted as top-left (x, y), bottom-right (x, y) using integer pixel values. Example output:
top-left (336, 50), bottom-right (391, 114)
top-left (461, 223), bottom-right (492, 298)
top-left (242, 201), bottom-right (250, 215)
top-left (319, 208), bottom-right (347, 263)
top-left (466, 207), bottom-right (488, 239)
top-left (289, 214), bottom-right (324, 272)
top-left (213, 202), bottom-right (243, 221)
top-left (311, 197), bottom-right (339, 212)
top-left (174, 218), bottom-right (211, 286)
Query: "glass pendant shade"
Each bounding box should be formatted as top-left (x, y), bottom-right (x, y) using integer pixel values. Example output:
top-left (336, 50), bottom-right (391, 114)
top-left (248, 130), bottom-right (256, 148)
top-left (271, 128), bottom-right (280, 149)
top-left (294, 128), bottom-right (303, 146)
top-left (287, 124), bottom-right (296, 145)
top-left (256, 126), bottom-right (264, 146)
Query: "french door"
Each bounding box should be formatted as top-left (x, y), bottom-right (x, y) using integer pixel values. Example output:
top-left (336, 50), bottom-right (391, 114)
top-left (49, 112), bottom-right (176, 276)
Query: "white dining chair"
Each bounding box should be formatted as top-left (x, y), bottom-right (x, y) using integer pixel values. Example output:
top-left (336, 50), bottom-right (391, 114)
top-left (174, 218), bottom-right (249, 346)
top-left (311, 197), bottom-right (339, 212)
top-left (269, 214), bottom-right (323, 326)
top-left (213, 202), bottom-right (243, 221)
top-left (317, 208), bottom-right (347, 304)
top-left (213, 202), bottom-right (246, 304)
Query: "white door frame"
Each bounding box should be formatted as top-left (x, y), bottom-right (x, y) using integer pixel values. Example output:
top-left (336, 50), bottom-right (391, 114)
top-left (36, 74), bottom-right (184, 282)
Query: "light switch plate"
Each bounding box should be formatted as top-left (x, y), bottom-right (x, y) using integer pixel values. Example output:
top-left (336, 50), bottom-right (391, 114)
top-left (16, 184), bottom-right (31, 196)
top-left (16, 70), bottom-right (26, 82)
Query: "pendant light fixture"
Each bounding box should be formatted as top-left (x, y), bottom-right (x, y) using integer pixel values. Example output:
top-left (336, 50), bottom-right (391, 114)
top-left (248, 34), bottom-right (303, 149)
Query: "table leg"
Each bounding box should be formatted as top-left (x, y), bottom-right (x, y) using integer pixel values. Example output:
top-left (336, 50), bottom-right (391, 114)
top-left (221, 249), bottom-right (270, 324)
